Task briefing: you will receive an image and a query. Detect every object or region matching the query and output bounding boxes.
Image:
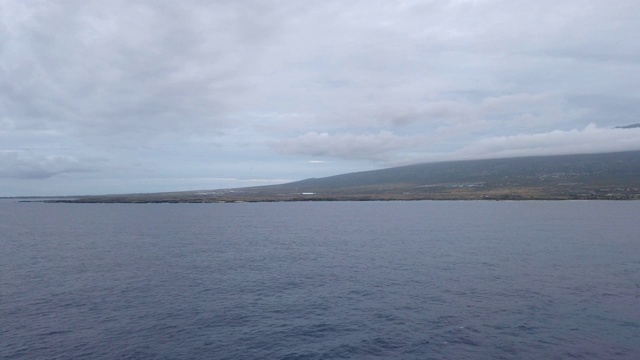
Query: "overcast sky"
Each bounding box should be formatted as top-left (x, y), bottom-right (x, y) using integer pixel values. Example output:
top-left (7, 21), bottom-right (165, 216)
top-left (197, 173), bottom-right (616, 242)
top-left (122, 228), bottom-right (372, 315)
top-left (2, 0), bottom-right (640, 196)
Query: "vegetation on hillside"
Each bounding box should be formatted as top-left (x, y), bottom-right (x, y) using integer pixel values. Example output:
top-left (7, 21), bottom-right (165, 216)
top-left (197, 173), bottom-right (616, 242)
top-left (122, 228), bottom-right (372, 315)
top-left (49, 150), bottom-right (640, 203)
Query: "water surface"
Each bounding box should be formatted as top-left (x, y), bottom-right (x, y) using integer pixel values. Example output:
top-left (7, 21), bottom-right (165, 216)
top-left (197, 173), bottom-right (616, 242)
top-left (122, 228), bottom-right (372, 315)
top-left (2, 201), bottom-right (639, 359)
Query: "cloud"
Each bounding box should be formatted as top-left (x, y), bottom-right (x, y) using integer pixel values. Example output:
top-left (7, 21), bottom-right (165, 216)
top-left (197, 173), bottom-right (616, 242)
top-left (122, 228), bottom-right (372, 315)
top-left (272, 131), bottom-right (427, 162)
top-left (455, 124), bottom-right (640, 159)
top-left (0, 1), bottom-right (283, 139)
top-left (0, 150), bottom-right (95, 179)
top-left (3, 0), bottom-right (638, 140)
top-left (274, 125), bottom-right (640, 166)
top-left (2, 0), bottom-right (640, 195)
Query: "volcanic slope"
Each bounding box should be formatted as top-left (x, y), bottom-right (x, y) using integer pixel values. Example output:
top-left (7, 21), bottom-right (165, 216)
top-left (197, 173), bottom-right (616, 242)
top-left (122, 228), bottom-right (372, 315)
top-left (58, 150), bottom-right (640, 202)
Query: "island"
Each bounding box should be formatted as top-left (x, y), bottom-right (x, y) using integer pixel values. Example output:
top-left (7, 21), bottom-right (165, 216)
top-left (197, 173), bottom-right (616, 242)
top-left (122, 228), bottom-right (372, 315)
top-left (40, 150), bottom-right (640, 203)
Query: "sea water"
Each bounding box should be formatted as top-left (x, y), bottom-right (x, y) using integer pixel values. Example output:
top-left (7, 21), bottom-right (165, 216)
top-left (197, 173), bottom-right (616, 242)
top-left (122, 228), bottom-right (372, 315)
top-left (1, 201), bottom-right (639, 359)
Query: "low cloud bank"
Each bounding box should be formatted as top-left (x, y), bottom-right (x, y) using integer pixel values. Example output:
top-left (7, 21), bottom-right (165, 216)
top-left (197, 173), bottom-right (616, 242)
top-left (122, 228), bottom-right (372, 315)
top-left (455, 124), bottom-right (640, 160)
top-left (274, 124), bottom-right (640, 166)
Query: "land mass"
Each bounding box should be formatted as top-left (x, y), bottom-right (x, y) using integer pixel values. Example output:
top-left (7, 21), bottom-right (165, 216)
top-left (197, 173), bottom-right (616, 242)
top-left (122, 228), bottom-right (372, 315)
top-left (45, 150), bottom-right (640, 203)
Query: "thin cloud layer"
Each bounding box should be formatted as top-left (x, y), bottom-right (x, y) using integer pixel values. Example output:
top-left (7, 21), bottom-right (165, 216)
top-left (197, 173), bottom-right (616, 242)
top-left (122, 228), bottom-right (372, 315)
top-left (457, 125), bottom-right (640, 160)
top-left (0, 150), bottom-right (91, 179)
top-left (274, 125), bottom-right (640, 166)
top-left (273, 131), bottom-right (427, 162)
top-left (1, 0), bottom-right (640, 195)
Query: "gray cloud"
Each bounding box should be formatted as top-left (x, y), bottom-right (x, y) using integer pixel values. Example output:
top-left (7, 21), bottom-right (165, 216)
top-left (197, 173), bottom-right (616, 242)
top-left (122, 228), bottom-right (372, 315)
top-left (0, 150), bottom-right (93, 179)
top-left (1, 1), bottom-right (281, 137)
top-left (1, 0), bottom-right (640, 195)
top-left (273, 131), bottom-right (429, 163)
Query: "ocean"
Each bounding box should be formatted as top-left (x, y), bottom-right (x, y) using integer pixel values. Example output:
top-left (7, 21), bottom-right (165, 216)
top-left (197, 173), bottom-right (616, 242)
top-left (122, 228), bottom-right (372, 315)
top-left (1, 200), bottom-right (639, 359)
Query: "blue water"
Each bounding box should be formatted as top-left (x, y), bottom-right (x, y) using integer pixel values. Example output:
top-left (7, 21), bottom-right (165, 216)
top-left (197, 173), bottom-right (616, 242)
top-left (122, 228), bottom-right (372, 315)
top-left (1, 201), bottom-right (639, 359)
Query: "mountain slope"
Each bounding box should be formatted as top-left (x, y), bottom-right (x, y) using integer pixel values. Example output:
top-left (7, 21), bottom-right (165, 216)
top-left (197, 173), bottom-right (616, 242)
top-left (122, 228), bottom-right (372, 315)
top-left (55, 150), bottom-right (640, 202)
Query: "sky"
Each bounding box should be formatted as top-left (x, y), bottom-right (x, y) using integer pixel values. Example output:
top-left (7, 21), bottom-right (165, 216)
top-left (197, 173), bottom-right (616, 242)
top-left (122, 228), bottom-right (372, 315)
top-left (2, 0), bottom-right (640, 196)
